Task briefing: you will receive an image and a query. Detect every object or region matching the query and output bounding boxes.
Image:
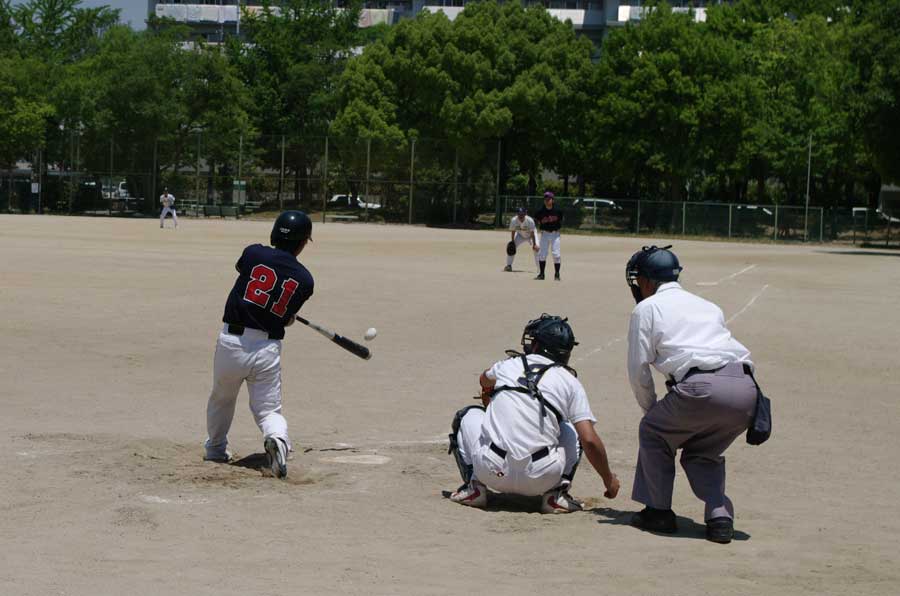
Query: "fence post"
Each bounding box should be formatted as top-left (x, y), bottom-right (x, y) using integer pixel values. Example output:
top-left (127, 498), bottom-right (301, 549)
top-left (635, 200), bottom-right (641, 234)
top-left (38, 149), bottom-right (42, 214)
top-left (196, 132), bottom-right (202, 209)
top-left (888, 213), bottom-right (893, 248)
top-left (819, 207), bottom-right (824, 242)
top-left (280, 134), bottom-right (286, 212)
top-left (110, 136), bottom-right (114, 215)
top-left (364, 138), bottom-right (371, 222)
top-left (151, 138), bottom-right (158, 216)
top-left (495, 139), bottom-right (502, 227)
top-left (773, 204), bottom-right (778, 241)
top-left (728, 203), bottom-right (732, 238)
top-left (453, 147), bottom-right (459, 225)
top-left (408, 138), bottom-right (415, 225)
top-left (321, 136), bottom-right (328, 222)
top-left (682, 201), bottom-right (686, 235)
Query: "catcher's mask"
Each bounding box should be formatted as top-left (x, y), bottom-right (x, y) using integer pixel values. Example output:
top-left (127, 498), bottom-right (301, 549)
top-left (521, 314), bottom-right (578, 365)
top-left (625, 245), bottom-right (682, 304)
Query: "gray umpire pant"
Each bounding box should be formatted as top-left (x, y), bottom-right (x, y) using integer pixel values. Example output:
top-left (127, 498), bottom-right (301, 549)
top-left (632, 362), bottom-right (757, 521)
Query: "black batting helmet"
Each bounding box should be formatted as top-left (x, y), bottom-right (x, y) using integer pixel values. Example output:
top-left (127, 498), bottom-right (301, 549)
top-left (521, 314), bottom-right (578, 365)
top-left (271, 210), bottom-right (312, 253)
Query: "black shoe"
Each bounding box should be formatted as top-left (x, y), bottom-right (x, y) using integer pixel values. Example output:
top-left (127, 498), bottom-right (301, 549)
top-left (631, 507), bottom-right (677, 534)
top-left (705, 517), bottom-right (734, 544)
top-left (534, 273), bottom-right (544, 280)
top-left (554, 274), bottom-right (560, 281)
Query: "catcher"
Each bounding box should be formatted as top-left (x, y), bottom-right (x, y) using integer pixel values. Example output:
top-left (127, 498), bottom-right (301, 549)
top-left (504, 207), bottom-right (539, 272)
top-left (448, 314), bottom-right (620, 512)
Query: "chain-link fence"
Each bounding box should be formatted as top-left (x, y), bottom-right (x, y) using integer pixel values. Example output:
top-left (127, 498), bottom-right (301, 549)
top-left (3, 132), bottom-right (895, 246)
top-left (500, 196), bottom-right (828, 242)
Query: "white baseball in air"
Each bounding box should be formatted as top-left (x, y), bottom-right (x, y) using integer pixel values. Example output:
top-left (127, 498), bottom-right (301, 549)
top-left (365, 327), bottom-right (378, 341)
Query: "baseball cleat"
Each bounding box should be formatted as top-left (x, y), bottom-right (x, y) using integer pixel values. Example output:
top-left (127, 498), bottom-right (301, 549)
top-left (554, 274), bottom-right (561, 281)
top-left (534, 273), bottom-right (545, 280)
top-left (450, 480), bottom-right (487, 508)
top-left (503, 265), bottom-right (512, 272)
top-left (264, 437), bottom-right (288, 479)
top-left (541, 488), bottom-right (583, 514)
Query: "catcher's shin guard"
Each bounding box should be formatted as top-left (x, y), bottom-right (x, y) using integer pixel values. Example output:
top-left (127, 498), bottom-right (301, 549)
top-left (560, 437), bottom-right (583, 488)
top-left (449, 405), bottom-right (484, 483)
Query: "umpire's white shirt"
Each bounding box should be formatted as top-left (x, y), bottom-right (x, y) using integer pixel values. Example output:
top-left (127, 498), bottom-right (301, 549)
top-left (483, 354), bottom-right (595, 459)
top-left (509, 215), bottom-right (536, 239)
top-left (627, 282), bottom-right (753, 413)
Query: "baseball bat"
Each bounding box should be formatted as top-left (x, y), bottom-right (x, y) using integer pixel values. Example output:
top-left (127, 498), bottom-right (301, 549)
top-left (294, 315), bottom-right (371, 360)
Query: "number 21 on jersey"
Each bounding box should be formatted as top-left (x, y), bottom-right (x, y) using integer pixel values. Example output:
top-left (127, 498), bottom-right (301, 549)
top-left (243, 264), bottom-right (299, 317)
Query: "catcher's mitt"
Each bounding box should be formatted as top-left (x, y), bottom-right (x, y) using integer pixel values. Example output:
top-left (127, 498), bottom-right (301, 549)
top-left (506, 240), bottom-right (517, 256)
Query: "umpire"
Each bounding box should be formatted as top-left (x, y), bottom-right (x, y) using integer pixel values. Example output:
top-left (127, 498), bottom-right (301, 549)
top-left (624, 246), bottom-right (760, 544)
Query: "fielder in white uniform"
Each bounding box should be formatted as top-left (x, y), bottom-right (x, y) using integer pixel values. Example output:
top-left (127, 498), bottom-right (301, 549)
top-left (159, 187), bottom-right (178, 228)
top-left (448, 315), bottom-right (620, 512)
top-left (504, 207), bottom-right (539, 272)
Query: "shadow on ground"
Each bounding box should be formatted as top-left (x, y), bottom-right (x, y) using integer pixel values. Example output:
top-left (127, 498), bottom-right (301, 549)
top-left (591, 507), bottom-right (751, 541)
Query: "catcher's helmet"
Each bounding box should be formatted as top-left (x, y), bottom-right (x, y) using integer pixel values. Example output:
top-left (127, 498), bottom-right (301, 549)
top-left (271, 210), bottom-right (312, 253)
top-left (521, 314), bottom-right (578, 365)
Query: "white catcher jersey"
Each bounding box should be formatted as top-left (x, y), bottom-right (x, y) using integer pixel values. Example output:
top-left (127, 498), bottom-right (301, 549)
top-left (483, 353), bottom-right (596, 460)
top-left (160, 193), bottom-right (175, 208)
top-left (509, 215), bottom-right (536, 238)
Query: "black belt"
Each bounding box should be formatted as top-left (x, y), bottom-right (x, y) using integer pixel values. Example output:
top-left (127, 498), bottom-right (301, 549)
top-left (227, 323), bottom-right (280, 340)
top-left (490, 442), bottom-right (550, 462)
top-left (672, 363), bottom-right (753, 388)
top-left (683, 363), bottom-right (753, 378)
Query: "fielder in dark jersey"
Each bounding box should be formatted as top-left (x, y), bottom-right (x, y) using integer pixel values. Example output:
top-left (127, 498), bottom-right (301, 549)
top-left (534, 191), bottom-right (564, 281)
top-left (204, 211), bottom-right (314, 479)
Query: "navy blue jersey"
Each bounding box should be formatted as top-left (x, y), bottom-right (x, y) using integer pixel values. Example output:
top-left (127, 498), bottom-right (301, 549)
top-left (535, 206), bottom-right (563, 232)
top-left (222, 244), bottom-right (314, 339)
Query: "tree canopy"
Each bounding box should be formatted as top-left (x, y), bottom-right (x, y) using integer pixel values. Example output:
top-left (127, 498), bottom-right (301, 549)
top-left (3, 0), bottom-right (900, 216)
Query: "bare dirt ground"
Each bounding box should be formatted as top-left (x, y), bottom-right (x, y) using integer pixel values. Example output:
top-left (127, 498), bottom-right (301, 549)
top-left (1, 214), bottom-right (898, 596)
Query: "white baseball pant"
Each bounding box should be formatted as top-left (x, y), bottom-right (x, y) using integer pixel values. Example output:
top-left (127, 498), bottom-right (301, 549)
top-left (455, 408), bottom-right (579, 496)
top-left (204, 325), bottom-right (290, 460)
top-left (538, 231), bottom-right (561, 263)
top-left (160, 207), bottom-right (178, 227)
top-left (506, 234), bottom-right (539, 269)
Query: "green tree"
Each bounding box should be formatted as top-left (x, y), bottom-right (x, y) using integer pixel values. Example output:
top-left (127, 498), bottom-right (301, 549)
top-left (228, 0), bottom-right (363, 206)
top-left (333, 2), bottom-right (595, 216)
top-left (848, 0), bottom-right (900, 184)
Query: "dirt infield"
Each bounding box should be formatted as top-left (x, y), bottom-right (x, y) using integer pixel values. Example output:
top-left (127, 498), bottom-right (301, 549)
top-left (1, 214), bottom-right (898, 595)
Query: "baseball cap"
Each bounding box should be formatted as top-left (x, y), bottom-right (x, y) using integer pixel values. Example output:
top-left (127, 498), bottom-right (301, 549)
top-left (543, 191), bottom-right (554, 199)
top-left (517, 207), bottom-right (526, 215)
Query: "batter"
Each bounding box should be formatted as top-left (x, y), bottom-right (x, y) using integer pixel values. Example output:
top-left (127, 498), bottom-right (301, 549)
top-left (203, 211), bottom-right (314, 479)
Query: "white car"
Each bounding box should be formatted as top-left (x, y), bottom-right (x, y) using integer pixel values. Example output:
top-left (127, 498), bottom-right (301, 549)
top-left (573, 198), bottom-right (621, 211)
top-left (329, 194), bottom-right (381, 210)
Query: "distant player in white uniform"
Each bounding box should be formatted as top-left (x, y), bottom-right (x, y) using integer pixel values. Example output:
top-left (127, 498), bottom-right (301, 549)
top-left (159, 187), bottom-right (178, 228)
top-left (448, 314), bottom-right (620, 512)
top-left (504, 207), bottom-right (539, 272)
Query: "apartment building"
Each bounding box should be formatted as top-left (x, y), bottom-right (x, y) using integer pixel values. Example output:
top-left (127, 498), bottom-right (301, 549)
top-left (147, 1), bottom-right (720, 44)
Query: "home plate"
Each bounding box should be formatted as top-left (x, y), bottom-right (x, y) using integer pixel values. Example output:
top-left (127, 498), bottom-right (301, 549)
top-left (324, 454), bottom-right (391, 465)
